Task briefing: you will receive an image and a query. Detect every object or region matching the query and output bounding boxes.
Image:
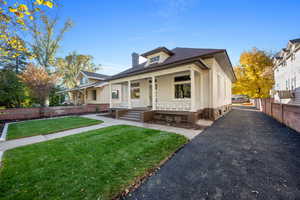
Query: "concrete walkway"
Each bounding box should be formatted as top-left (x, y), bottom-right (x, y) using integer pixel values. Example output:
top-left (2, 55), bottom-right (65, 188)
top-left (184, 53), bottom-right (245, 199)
top-left (0, 114), bottom-right (201, 152)
top-left (124, 106), bottom-right (300, 200)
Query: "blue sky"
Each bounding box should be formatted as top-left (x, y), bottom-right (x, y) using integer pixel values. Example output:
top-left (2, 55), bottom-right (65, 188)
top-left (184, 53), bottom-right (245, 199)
top-left (56, 0), bottom-right (300, 75)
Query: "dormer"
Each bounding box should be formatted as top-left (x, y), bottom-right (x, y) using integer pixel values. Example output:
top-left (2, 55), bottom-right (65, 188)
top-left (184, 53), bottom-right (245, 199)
top-left (140, 47), bottom-right (174, 66)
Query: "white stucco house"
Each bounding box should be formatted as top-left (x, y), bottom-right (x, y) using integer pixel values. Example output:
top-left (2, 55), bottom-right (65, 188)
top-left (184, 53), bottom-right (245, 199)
top-left (67, 47), bottom-right (236, 125)
top-left (273, 38), bottom-right (300, 105)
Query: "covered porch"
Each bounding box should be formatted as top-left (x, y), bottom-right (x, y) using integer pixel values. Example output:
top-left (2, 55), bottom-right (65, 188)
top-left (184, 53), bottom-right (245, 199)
top-left (109, 64), bottom-right (205, 112)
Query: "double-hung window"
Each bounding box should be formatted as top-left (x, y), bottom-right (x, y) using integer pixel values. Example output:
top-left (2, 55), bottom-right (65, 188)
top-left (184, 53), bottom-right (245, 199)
top-left (174, 75), bottom-right (191, 99)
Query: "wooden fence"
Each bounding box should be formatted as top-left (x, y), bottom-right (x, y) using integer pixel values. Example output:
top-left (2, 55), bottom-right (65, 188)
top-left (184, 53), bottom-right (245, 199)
top-left (0, 104), bottom-right (109, 121)
top-left (254, 99), bottom-right (300, 133)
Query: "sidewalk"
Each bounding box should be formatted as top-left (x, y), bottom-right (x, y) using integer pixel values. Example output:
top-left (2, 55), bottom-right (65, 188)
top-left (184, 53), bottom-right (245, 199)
top-left (0, 114), bottom-right (201, 152)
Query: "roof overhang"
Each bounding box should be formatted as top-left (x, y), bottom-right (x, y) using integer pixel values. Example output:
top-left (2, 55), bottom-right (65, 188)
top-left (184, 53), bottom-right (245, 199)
top-left (108, 57), bottom-right (209, 81)
top-left (141, 47), bottom-right (174, 57)
top-left (57, 81), bottom-right (108, 94)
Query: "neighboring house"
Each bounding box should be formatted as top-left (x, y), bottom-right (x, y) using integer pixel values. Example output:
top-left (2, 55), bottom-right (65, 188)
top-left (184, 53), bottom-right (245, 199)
top-left (107, 47), bottom-right (236, 123)
top-left (232, 95), bottom-right (249, 104)
top-left (67, 71), bottom-right (110, 105)
top-left (273, 38), bottom-right (300, 105)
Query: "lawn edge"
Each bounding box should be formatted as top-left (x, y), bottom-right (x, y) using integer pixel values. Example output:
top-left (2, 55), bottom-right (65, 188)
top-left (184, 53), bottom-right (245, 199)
top-left (6, 120), bottom-right (103, 141)
top-left (115, 138), bottom-right (189, 200)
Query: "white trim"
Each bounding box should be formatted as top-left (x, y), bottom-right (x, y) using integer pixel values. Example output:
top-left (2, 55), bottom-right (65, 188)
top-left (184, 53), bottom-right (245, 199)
top-left (152, 76), bottom-right (157, 110)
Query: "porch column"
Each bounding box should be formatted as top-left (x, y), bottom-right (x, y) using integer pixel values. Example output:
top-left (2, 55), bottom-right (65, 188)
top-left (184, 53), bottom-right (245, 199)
top-left (152, 76), bottom-right (156, 110)
top-left (109, 83), bottom-right (112, 108)
top-left (84, 89), bottom-right (87, 105)
top-left (128, 80), bottom-right (132, 109)
top-left (190, 69), bottom-right (196, 112)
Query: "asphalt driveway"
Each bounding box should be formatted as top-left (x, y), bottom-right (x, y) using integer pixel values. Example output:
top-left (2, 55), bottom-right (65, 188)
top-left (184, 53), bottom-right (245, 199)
top-left (124, 106), bottom-right (300, 200)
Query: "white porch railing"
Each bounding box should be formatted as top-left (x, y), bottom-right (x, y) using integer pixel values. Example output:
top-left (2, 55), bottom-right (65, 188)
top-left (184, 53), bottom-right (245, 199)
top-left (156, 100), bottom-right (191, 111)
top-left (111, 102), bottom-right (128, 108)
top-left (112, 100), bottom-right (191, 111)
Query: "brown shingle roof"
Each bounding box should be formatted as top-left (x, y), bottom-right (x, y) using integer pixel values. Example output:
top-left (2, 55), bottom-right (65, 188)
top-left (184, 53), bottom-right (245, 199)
top-left (109, 47), bottom-right (226, 80)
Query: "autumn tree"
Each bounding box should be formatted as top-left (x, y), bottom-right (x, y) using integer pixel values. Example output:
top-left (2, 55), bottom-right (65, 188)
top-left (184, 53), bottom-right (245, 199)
top-left (55, 52), bottom-right (101, 88)
top-left (19, 63), bottom-right (59, 107)
top-left (0, 0), bottom-right (54, 57)
top-left (232, 48), bottom-right (274, 98)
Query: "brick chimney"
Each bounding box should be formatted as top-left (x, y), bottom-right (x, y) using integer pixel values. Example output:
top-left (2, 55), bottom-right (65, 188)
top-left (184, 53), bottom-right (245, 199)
top-left (132, 52), bottom-right (139, 67)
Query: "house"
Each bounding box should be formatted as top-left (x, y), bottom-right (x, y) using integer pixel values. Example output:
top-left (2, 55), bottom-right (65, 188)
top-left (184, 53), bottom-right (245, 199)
top-left (273, 38), bottom-right (300, 105)
top-left (66, 71), bottom-right (110, 106)
top-left (107, 47), bottom-right (236, 124)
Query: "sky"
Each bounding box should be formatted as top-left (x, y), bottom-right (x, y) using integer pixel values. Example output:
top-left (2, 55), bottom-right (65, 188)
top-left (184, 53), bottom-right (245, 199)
top-left (55, 0), bottom-right (300, 75)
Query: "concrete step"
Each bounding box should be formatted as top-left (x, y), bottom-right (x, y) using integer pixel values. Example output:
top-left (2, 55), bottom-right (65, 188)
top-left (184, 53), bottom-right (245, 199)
top-left (120, 116), bottom-right (141, 122)
top-left (123, 113), bottom-right (141, 117)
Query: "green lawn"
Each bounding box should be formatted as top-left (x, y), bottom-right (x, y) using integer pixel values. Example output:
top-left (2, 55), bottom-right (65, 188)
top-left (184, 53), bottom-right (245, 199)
top-left (0, 125), bottom-right (187, 200)
top-left (7, 116), bottom-right (103, 140)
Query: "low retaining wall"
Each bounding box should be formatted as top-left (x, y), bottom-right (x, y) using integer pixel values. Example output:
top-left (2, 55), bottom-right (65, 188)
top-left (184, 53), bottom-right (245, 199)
top-left (0, 104), bottom-right (109, 121)
top-left (254, 99), bottom-right (300, 133)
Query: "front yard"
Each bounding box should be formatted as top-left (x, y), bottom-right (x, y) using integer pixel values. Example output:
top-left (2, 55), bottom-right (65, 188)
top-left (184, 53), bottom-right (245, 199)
top-left (0, 125), bottom-right (187, 200)
top-left (6, 116), bottom-right (103, 140)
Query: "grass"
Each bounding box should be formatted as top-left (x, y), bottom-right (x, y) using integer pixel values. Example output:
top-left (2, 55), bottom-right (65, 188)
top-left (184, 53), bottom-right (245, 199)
top-left (0, 125), bottom-right (187, 200)
top-left (7, 116), bottom-right (103, 140)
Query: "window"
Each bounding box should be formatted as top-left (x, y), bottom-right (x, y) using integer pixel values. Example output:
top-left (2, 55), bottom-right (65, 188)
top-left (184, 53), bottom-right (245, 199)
top-left (91, 90), bottom-right (97, 100)
top-left (174, 75), bottom-right (191, 99)
top-left (149, 56), bottom-right (160, 64)
top-left (112, 90), bottom-right (119, 99)
top-left (175, 84), bottom-right (191, 99)
top-left (131, 82), bottom-right (140, 99)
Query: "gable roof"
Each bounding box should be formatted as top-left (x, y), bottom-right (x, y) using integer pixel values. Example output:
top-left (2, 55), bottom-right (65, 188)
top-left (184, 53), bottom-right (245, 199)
top-left (141, 46), bottom-right (174, 57)
top-left (109, 47), bottom-right (235, 81)
top-left (81, 71), bottom-right (110, 80)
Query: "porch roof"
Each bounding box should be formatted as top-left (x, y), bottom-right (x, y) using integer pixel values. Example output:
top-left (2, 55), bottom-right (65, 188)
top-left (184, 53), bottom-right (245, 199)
top-left (108, 47), bottom-right (225, 81)
top-left (57, 82), bottom-right (108, 94)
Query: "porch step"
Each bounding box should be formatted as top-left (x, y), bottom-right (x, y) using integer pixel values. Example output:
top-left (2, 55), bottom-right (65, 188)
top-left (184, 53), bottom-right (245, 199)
top-left (119, 116), bottom-right (141, 122)
top-left (119, 110), bottom-right (144, 122)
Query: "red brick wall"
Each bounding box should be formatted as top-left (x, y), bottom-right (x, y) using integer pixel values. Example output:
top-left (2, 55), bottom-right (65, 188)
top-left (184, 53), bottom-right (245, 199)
top-left (254, 99), bottom-right (300, 133)
top-left (0, 104), bottom-right (109, 121)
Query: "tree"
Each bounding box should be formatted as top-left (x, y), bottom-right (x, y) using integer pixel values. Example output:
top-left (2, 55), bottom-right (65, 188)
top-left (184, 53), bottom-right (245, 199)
top-left (232, 48), bottom-right (274, 98)
top-left (19, 63), bottom-right (59, 107)
top-left (55, 52), bottom-right (101, 89)
top-left (0, 0), bottom-right (54, 57)
top-left (0, 69), bottom-right (26, 108)
top-left (29, 15), bottom-right (72, 70)
top-left (0, 37), bottom-right (30, 73)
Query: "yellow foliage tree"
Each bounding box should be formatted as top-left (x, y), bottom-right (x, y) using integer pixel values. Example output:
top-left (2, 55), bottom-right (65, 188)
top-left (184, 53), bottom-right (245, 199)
top-left (0, 0), bottom-right (54, 57)
top-left (232, 48), bottom-right (274, 98)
